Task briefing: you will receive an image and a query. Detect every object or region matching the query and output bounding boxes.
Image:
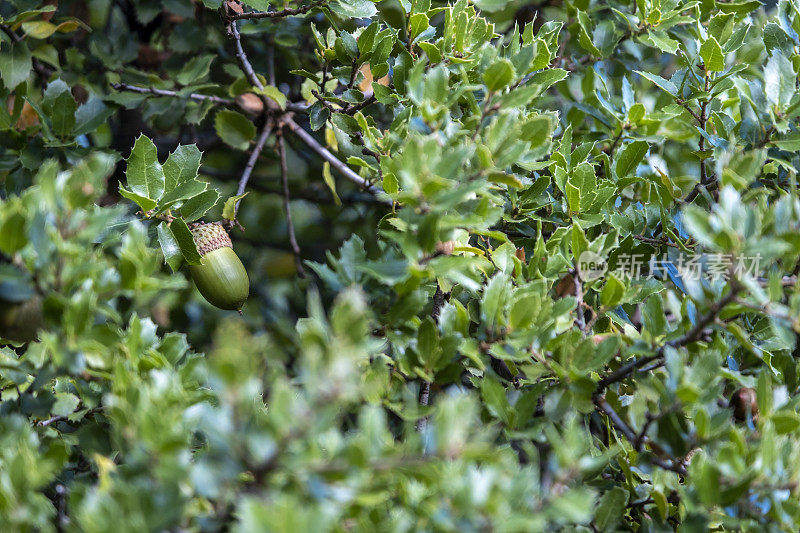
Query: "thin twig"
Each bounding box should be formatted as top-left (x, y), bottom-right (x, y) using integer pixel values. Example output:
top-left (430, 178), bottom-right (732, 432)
top-left (0, 24), bottom-right (21, 43)
top-left (231, 0), bottom-right (327, 20)
top-left (113, 82), bottom-right (307, 113)
top-left (225, 18), bottom-right (275, 111)
top-left (606, 128), bottom-right (626, 162)
top-left (417, 285), bottom-right (449, 432)
top-left (283, 116), bottom-right (391, 204)
top-left (277, 128), bottom-right (306, 277)
top-left (201, 168), bottom-right (384, 205)
top-left (36, 407), bottom-right (103, 428)
top-left (235, 122), bottom-right (273, 216)
top-left (111, 83), bottom-right (235, 106)
top-left (631, 234), bottom-right (680, 249)
top-left (572, 270), bottom-right (587, 332)
top-left (595, 284), bottom-right (743, 393)
top-left (343, 94), bottom-right (377, 115)
top-left (594, 397), bottom-right (687, 475)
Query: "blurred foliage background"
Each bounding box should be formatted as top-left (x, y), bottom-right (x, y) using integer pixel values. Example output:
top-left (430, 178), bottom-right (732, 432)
top-left (2, 0), bottom-right (800, 530)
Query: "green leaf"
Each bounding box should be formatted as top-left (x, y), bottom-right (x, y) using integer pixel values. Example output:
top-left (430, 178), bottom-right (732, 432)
top-left (652, 490), bottom-right (669, 521)
top-left (594, 487), bottom-right (629, 531)
top-left (73, 96), bottom-right (114, 136)
top-left (526, 68), bottom-right (568, 94)
top-left (614, 141), bottom-right (649, 178)
top-left (417, 317), bottom-right (441, 370)
top-left (765, 52), bottom-right (794, 108)
top-left (481, 273), bottom-right (510, 331)
top-left (0, 41), bottom-right (32, 90)
top-left (627, 102), bottom-right (645, 123)
top-left (600, 274), bottom-right (624, 308)
top-left (634, 70), bottom-right (678, 96)
top-left (21, 21), bottom-right (58, 39)
top-left (163, 144), bottom-right (202, 193)
top-left (481, 376), bottom-right (511, 425)
top-left (125, 135), bottom-right (166, 200)
top-left (642, 294), bottom-right (667, 335)
top-left (571, 222), bottom-right (589, 263)
top-left (157, 222), bottom-right (183, 272)
top-left (0, 210), bottom-right (27, 254)
top-left (118, 186), bottom-right (158, 212)
top-left (254, 85), bottom-right (287, 110)
top-left (330, 0), bottom-right (377, 18)
top-left (699, 36), bottom-right (725, 72)
top-left (50, 90), bottom-right (77, 137)
top-left (51, 392), bottom-right (80, 417)
top-left (483, 59), bottom-right (515, 91)
top-left (157, 180), bottom-right (208, 211)
top-left (642, 30), bottom-right (679, 54)
top-left (772, 412), bottom-right (800, 434)
top-left (222, 192), bottom-right (248, 221)
top-left (489, 171), bottom-right (523, 188)
top-left (409, 13), bottom-right (429, 42)
top-left (566, 181), bottom-right (581, 214)
top-left (323, 162), bottom-right (342, 205)
top-left (576, 11), bottom-right (602, 57)
top-left (177, 55), bottom-right (215, 85)
top-left (214, 109), bottom-right (256, 150)
top-left (169, 217), bottom-right (202, 265)
top-left (180, 190), bottom-right (220, 223)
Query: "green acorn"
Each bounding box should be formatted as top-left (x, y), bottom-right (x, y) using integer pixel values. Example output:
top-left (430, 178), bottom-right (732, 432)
top-left (0, 295), bottom-right (43, 343)
top-left (189, 223), bottom-right (249, 311)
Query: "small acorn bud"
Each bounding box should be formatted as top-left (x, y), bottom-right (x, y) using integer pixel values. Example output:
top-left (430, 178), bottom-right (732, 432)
top-left (0, 295), bottom-right (43, 343)
top-left (189, 223), bottom-right (249, 311)
top-left (730, 388), bottom-right (759, 423)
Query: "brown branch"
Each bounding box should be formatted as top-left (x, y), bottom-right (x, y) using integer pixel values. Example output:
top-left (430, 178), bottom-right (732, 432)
top-left (277, 128), bottom-right (305, 277)
top-left (283, 116), bottom-right (391, 205)
top-left (112, 82), bottom-right (308, 113)
top-left (201, 168), bottom-right (384, 206)
top-left (606, 128), bottom-right (626, 162)
top-left (235, 121), bottom-right (273, 216)
top-left (0, 24), bottom-right (21, 42)
top-left (343, 94), bottom-right (377, 115)
top-left (631, 234), bottom-right (680, 249)
top-left (111, 83), bottom-right (234, 106)
top-left (36, 407), bottom-right (103, 428)
top-left (755, 125), bottom-right (776, 149)
top-left (572, 269), bottom-right (587, 332)
top-left (594, 397), bottom-right (687, 476)
top-left (417, 285), bottom-right (450, 432)
top-left (225, 17), bottom-right (276, 112)
top-left (231, 0), bottom-right (327, 20)
top-left (679, 102), bottom-right (702, 123)
top-left (595, 284), bottom-right (743, 393)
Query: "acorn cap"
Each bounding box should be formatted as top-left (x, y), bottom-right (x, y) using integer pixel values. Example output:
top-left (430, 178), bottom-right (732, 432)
top-left (190, 222), bottom-right (232, 256)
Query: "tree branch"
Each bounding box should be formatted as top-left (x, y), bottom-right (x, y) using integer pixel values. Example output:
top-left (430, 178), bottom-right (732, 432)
top-left (225, 17), bottom-right (275, 111)
top-left (593, 397), bottom-right (687, 476)
top-left (283, 116), bottom-right (391, 205)
top-left (631, 234), bottom-right (681, 249)
top-left (110, 83), bottom-right (234, 106)
top-left (417, 285), bottom-right (450, 432)
top-left (344, 94), bottom-right (377, 115)
top-left (277, 128), bottom-right (306, 278)
top-left (595, 284), bottom-right (743, 393)
top-left (231, 0), bottom-right (327, 20)
top-left (235, 121), bottom-right (273, 216)
top-left (572, 270), bottom-right (587, 332)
